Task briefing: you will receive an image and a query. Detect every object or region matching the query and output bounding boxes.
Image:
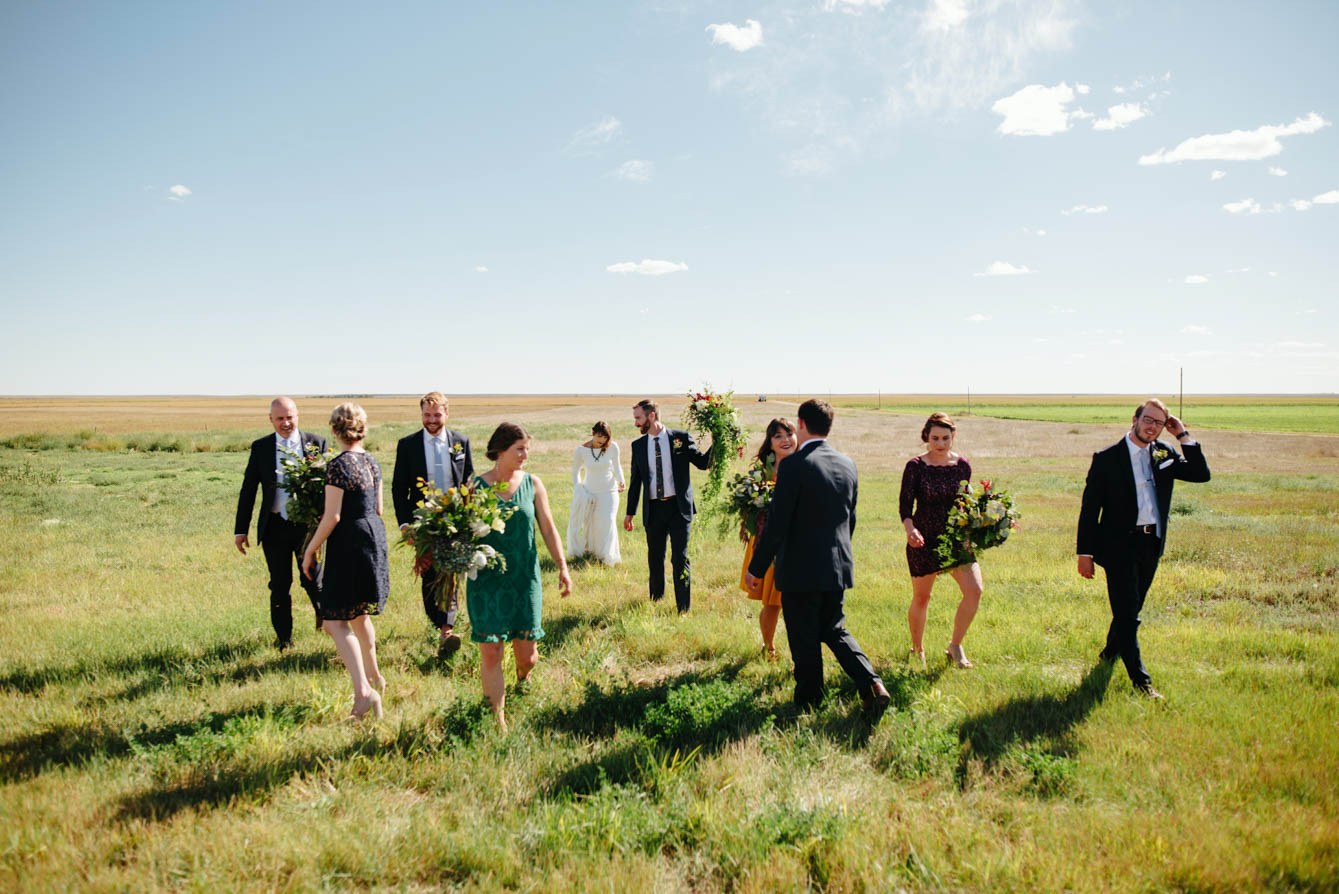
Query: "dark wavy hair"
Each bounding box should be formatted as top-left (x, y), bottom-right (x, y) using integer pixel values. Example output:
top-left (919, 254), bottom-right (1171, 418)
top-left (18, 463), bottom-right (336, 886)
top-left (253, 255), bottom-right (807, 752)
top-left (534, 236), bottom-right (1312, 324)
top-left (485, 422), bottom-right (530, 461)
top-left (755, 417), bottom-right (797, 464)
top-left (920, 412), bottom-right (956, 442)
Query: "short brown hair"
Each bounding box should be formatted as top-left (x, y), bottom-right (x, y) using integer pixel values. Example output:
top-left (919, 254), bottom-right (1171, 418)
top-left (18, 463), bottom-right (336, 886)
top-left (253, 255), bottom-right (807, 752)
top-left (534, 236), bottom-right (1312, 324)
top-left (1135, 398), bottom-right (1169, 420)
top-left (920, 412), bottom-right (956, 442)
top-left (485, 422), bottom-right (530, 461)
top-left (591, 421), bottom-right (612, 441)
top-left (797, 399), bottom-right (834, 437)
top-left (420, 391), bottom-right (448, 410)
top-left (330, 402), bottom-right (368, 443)
top-left (633, 399), bottom-right (659, 417)
top-left (756, 418), bottom-right (797, 464)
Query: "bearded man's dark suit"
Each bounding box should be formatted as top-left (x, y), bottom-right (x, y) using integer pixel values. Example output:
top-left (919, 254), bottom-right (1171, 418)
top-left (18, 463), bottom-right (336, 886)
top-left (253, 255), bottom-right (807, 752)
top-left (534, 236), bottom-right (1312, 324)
top-left (235, 430), bottom-right (328, 645)
top-left (393, 428), bottom-right (473, 629)
top-left (748, 438), bottom-right (883, 708)
top-left (626, 427), bottom-right (710, 611)
top-left (1077, 436), bottom-right (1210, 688)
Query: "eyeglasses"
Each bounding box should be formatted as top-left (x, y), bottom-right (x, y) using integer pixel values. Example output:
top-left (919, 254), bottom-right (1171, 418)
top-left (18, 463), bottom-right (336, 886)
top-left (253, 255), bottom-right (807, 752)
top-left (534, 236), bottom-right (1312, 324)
top-left (1138, 416), bottom-right (1167, 427)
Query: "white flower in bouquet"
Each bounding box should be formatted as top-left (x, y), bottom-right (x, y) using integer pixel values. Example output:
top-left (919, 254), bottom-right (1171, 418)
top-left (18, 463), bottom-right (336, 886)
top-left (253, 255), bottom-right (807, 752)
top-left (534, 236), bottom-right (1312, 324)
top-left (470, 520), bottom-right (492, 539)
top-left (491, 517), bottom-right (506, 532)
top-left (985, 500), bottom-right (1006, 523)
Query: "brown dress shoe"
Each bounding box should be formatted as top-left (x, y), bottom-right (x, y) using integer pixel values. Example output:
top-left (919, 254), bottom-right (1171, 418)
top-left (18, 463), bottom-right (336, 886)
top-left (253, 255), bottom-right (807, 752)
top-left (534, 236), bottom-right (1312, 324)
top-left (438, 631), bottom-right (462, 656)
top-left (861, 680), bottom-right (892, 720)
top-left (1137, 683), bottom-right (1164, 700)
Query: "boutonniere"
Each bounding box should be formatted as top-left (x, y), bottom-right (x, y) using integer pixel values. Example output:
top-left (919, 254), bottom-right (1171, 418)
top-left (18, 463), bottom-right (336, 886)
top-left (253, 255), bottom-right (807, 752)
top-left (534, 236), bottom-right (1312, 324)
top-left (1151, 443), bottom-right (1171, 466)
top-left (672, 437), bottom-right (684, 450)
top-left (450, 442), bottom-right (465, 457)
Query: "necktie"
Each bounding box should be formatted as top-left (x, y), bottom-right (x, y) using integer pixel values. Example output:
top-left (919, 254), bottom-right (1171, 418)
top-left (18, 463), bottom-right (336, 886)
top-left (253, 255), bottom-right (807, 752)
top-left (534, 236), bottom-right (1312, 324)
top-left (279, 438), bottom-right (296, 520)
top-left (654, 434), bottom-right (666, 500)
top-left (433, 438), bottom-right (447, 491)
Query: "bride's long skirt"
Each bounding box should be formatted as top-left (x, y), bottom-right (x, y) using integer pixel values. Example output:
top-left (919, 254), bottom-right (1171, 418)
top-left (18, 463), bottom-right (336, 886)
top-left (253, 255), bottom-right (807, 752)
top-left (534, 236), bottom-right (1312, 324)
top-left (567, 483), bottom-right (622, 565)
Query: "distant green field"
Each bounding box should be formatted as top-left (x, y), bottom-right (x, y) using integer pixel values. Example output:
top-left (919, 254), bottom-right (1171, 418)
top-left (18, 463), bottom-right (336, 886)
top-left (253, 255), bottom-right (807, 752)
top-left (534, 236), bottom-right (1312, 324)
top-left (835, 396), bottom-right (1339, 434)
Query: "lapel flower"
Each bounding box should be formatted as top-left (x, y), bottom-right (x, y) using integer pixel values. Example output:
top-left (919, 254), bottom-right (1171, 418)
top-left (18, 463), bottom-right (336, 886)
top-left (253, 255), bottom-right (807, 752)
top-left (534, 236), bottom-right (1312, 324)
top-left (450, 442), bottom-right (465, 457)
top-left (672, 437), bottom-right (684, 450)
top-left (1151, 443), bottom-right (1170, 466)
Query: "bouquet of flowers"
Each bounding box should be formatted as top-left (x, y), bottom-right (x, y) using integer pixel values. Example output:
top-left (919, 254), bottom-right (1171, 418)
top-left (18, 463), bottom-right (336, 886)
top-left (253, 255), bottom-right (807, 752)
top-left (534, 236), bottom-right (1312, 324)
top-left (401, 479), bottom-right (516, 610)
top-left (726, 456), bottom-right (776, 539)
top-left (278, 444), bottom-right (337, 550)
top-left (935, 479), bottom-right (1021, 570)
top-left (682, 386), bottom-right (747, 506)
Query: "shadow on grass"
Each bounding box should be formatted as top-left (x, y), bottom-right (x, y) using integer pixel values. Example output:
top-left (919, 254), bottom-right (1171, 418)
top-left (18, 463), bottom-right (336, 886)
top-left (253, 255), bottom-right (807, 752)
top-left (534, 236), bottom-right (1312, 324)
top-left (98, 649), bottom-right (334, 704)
top-left (0, 638), bottom-right (273, 695)
top-left (954, 660), bottom-right (1114, 785)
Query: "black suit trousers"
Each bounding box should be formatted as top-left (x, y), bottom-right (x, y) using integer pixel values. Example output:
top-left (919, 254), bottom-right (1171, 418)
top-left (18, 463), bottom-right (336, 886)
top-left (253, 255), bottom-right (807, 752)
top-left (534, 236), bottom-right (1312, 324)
top-left (261, 514), bottom-right (321, 644)
top-left (780, 589), bottom-right (879, 708)
top-left (645, 499), bottom-right (691, 611)
top-left (1102, 532), bottom-right (1161, 687)
top-left (420, 568), bottom-right (459, 630)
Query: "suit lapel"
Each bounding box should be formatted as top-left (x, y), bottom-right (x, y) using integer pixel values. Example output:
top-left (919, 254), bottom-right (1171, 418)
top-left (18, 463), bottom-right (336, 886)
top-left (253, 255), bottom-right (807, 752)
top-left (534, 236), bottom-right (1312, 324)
top-left (1115, 439), bottom-right (1138, 515)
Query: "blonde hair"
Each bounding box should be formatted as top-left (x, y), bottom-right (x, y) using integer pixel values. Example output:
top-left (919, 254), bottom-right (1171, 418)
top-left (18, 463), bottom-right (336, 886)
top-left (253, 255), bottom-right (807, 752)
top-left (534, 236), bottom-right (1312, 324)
top-left (1135, 398), bottom-right (1169, 420)
top-left (330, 402), bottom-right (368, 443)
top-left (920, 412), bottom-right (956, 442)
top-left (420, 391), bottom-right (448, 410)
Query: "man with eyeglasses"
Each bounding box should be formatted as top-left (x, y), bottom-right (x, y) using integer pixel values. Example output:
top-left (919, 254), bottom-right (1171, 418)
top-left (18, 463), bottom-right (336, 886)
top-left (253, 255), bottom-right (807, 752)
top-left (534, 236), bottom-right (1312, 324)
top-left (1076, 398), bottom-right (1210, 698)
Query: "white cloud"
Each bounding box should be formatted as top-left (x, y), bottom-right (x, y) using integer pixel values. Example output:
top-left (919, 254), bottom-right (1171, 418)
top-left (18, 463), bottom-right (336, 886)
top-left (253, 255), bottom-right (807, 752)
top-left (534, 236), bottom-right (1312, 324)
top-left (613, 159), bottom-right (654, 182)
top-left (167, 184), bottom-right (191, 201)
top-left (1093, 102), bottom-right (1147, 130)
top-left (824, 0), bottom-right (891, 9)
top-left (1184, 275), bottom-right (1208, 284)
top-left (1138, 112), bottom-right (1330, 165)
top-left (1023, 226), bottom-right (1047, 236)
top-left (923, 0), bottom-right (968, 31)
top-left (1049, 304), bottom-right (1075, 313)
top-left (474, 266), bottom-right (488, 273)
top-left (1314, 190), bottom-right (1339, 204)
top-left (1182, 325), bottom-right (1212, 335)
top-left (1225, 267), bottom-right (1251, 273)
top-left (606, 259), bottom-right (688, 276)
top-left (1223, 198), bottom-right (1261, 215)
top-left (974, 261), bottom-right (1033, 276)
top-left (992, 82), bottom-right (1078, 136)
top-left (567, 116), bottom-right (622, 154)
top-left (1210, 170), bottom-right (1226, 180)
top-left (1061, 204), bottom-right (1108, 215)
top-left (1076, 83), bottom-right (1091, 95)
top-left (1268, 166), bottom-right (1287, 176)
top-left (706, 19), bottom-right (763, 52)
top-left (1269, 271), bottom-right (1279, 277)
top-left (1291, 199), bottom-right (1312, 211)
top-left (966, 313), bottom-right (992, 322)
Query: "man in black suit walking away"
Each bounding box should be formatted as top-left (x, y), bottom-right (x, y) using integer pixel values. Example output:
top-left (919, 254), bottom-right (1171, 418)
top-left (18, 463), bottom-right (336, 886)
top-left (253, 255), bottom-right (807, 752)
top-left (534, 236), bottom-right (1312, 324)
top-left (392, 391), bottom-right (474, 654)
top-left (1077, 398), bottom-right (1210, 699)
top-left (744, 399), bottom-right (891, 716)
top-left (623, 399), bottom-right (711, 613)
top-left (234, 396), bottom-right (328, 650)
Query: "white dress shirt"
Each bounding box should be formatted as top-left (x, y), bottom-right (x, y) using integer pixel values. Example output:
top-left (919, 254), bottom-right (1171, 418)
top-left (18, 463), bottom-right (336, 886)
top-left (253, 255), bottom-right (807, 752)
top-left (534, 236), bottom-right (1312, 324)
top-left (273, 432), bottom-right (302, 517)
top-left (645, 427), bottom-right (676, 499)
top-left (423, 429), bottom-right (450, 491)
top-left (1126, 434), bottom-right (1160, 535)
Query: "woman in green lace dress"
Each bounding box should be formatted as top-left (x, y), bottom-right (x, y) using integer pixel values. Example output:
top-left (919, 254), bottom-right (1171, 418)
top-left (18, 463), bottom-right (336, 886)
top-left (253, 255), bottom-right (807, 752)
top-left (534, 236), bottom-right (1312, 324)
top-left (468, 422), bottom-right (572, 731)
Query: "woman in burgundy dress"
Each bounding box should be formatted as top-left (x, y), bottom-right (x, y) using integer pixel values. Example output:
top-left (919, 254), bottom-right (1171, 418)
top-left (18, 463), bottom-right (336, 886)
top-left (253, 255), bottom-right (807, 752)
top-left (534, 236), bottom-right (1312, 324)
top-left (900, 412), bottom-right (984, 669)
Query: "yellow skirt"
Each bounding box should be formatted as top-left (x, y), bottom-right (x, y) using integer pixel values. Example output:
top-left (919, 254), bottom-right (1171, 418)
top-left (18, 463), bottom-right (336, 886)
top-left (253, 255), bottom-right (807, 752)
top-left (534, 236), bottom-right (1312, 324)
top-left (740, 536), bottom-right (782, 607)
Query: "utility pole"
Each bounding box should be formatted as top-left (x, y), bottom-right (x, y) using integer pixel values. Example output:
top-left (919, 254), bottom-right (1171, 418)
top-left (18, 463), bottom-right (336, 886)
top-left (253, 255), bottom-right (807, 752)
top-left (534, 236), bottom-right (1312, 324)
top-left (1179, 368), bottom-right (1183, 417)
top-left (967, 387), bottom-right (972, 416)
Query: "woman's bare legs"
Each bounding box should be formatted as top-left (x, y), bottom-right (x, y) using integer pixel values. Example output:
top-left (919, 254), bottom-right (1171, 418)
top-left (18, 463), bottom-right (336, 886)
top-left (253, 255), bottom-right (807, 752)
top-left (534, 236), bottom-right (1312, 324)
top-left (946, 563), bottom-right (983, 667)
top-left (350, 615), bottom-right (384, 694)
top-left (908, 572), bottom-right (937, 662)
top-left (479, 642), bottom-right (507, 731)
top-left (759, 604), bottom-right (781, 656)
top-left (324, 619), bottom-right (380, 718)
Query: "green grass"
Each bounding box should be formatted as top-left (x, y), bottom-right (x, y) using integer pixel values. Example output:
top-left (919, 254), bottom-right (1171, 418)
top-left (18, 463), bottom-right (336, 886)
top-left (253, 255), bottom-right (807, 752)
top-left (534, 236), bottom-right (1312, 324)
top-left (835, 396), bottom-right (1339, 434)
top-left (1, 417), bottom-right (1337, 891)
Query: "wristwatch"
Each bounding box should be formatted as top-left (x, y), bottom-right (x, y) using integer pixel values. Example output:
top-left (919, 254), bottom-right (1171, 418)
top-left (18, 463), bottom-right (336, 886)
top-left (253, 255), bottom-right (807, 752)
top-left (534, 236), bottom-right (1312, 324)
top-left (1176, 430), bottom-right (1190, 441)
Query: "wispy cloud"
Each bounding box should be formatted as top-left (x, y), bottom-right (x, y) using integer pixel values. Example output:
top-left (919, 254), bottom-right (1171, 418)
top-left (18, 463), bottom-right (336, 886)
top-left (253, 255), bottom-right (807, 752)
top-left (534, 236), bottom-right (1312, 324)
top-left (474, 266), bottom-right (488, 273)
top-left (1113, 72), bottom-right (1171, 96)
top-left (1314, 189), bottom-right (1339, 204)
top-left (1138, 112), bottom-right (1329, 165)
top-left (1184, 274), bottom-right (1208, 284)
top-left (1210, 170), bottom-right (1226, 180)
top-left (1182, 325), bottom-right (1212, 335)
top-left (974, 261), bottom-right (1033, 277)
top-left (167, 184), bottom-right (191, 201)
top-left (1049, 304), bottom-right (1075, 313)
top-left (613, 159), bottom-right (654, 182)
top-left (1093, 102), bottom-right (1147, 130)
top-left (966, 312), bottom-right (992, 322)
top-left (824, 0), bottom-right (892, 10)
top-left (1268, 166), bottom-right (1288, 176)
top-left (567, 116), bottom-right (622, 154)
top-left (922, 0), bottom-right (968, 31)
top-left (1223, 198), bottom-right (1262, 215)
top-left (706, 19), bottom-right (763, 52)
top-left (1061, 204), bottom-right (1108, 215)
top-left (606, 259), bottom-right (688, 275)
top-left (1023, 226), bottom-right (1047, 236)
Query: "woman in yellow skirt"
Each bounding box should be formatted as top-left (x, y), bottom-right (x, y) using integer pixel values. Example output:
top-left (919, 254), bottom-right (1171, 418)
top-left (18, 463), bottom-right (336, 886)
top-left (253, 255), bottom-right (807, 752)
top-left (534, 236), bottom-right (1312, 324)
top-left (739, 418), bottom-right (798, 660)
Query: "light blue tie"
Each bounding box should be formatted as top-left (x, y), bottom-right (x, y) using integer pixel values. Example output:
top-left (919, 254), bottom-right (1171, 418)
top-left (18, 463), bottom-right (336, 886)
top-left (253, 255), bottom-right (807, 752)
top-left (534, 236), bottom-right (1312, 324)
top-left (279, 437), bottom-right (298, 520)
top-left (433, 438), bottom-right (447, 491)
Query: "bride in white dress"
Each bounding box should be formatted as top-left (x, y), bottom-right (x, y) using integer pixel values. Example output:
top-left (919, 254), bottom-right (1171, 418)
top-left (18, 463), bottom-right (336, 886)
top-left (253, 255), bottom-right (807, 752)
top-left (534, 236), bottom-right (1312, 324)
top-left (567, 421), bottom-right (625, 565)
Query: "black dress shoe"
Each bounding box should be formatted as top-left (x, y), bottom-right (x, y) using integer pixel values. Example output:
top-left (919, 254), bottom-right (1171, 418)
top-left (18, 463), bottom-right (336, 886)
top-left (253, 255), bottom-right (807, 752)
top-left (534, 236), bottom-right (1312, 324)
top-left (1136, 683), bottom-right (1164, 700)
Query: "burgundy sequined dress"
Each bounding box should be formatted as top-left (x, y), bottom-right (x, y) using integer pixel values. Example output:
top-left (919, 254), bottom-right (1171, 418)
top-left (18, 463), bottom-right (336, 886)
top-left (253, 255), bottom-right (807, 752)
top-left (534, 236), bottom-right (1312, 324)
top-left (899, 456), bottom-right (973, 576)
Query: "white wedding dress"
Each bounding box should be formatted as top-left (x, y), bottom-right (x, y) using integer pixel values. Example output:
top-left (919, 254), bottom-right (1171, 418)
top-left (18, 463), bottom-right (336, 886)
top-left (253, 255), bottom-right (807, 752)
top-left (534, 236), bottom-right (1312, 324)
top-left (567, 443), bottom-right (624, 565)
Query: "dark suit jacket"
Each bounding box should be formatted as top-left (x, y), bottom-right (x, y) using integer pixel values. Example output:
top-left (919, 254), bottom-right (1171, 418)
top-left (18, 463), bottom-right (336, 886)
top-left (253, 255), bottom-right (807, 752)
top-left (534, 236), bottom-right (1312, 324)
top-left (1077, 436), bottom-right (1210, 565)
top-left (235, 430), bottom-right (328, 543)
top-left (625, 428), bottom-right (711, 523)
top-left (748, 439), bottom-right (858, 592)
top-left (392, 428), bottom-right (474, 528)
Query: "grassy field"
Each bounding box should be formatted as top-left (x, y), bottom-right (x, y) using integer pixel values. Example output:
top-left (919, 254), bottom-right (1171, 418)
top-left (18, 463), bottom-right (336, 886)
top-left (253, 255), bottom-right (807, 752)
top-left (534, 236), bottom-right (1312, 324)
top-left (1, 397), bottom-right (1337, 891)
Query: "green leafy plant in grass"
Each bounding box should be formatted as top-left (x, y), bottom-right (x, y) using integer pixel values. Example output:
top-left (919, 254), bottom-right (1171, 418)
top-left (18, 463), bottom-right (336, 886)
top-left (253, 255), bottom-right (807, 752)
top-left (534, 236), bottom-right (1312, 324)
top-left (642, 678), bottom-right (754, 748)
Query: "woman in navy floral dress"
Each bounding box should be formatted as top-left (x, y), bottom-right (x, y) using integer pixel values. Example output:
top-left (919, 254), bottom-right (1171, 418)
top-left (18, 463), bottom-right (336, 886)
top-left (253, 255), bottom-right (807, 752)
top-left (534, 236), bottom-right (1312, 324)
top-left (899, 412), bottom-right (985, 669)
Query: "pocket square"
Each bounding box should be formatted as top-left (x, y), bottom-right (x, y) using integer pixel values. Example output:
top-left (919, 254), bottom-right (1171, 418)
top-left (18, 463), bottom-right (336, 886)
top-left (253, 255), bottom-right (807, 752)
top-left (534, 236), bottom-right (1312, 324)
top-left (1158, 458), bottom-right (1175, 470)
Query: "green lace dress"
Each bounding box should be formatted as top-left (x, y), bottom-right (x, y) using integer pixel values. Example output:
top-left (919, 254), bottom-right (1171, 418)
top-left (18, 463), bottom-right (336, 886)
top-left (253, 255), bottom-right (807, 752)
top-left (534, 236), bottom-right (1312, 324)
top-left (466, 473), bottom-right (544, 643)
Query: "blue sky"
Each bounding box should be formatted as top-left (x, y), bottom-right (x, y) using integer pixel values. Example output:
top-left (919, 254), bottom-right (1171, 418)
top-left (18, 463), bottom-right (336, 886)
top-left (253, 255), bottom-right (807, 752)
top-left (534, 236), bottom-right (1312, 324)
top-left (2, 0), bottom-right (1336, 395)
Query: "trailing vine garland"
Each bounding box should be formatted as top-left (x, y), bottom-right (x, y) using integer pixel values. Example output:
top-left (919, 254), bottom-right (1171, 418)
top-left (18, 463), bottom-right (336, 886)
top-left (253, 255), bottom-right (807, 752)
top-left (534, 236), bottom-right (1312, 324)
top-left (681, 386), bottom-right (747, 510)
